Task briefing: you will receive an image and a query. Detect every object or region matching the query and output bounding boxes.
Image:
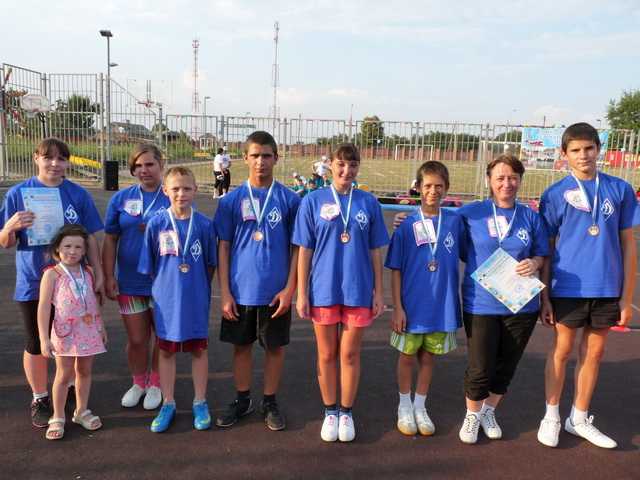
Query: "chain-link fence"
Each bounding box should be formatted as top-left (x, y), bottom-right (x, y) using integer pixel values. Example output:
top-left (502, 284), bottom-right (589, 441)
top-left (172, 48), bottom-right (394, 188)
top-left (2, 62), bottom-right (639, 200)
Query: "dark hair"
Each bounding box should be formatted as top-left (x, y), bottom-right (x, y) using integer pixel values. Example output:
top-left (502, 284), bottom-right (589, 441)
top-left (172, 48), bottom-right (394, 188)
top-left (331, 143), bottom-right (360, 163)
top-left (128, 143), bottom-right (164, 175)
top-left (244, 131), bottom-right (278, 156)
top-left (34, 138), bottom-right (70, 160)
top-left (416, 161), bottom-right (450, 189)
top-left (49, 224), bottom-right (89, 262)
top-left (486, 154), bottom-right (525, 178)
top-left (561, 122), bottom-right (600, 152)
top-left (164, 166), bottom-right (196, 185)
top-left (217, 147), bottom-right (224, 155)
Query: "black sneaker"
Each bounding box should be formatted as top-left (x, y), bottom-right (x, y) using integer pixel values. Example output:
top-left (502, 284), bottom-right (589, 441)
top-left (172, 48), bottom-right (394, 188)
top-left (260, 400), bottom-right (286, 431)
top-left (215, 399), bottom-right (254, 428)
top-left (31, 396), bottom-right (52, 428)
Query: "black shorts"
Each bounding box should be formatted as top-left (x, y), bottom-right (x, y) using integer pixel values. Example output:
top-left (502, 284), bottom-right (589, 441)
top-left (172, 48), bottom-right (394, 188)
top-left (552, 297), bottom-right (620, 329)
top-left (18, 300), bottom-right (54, 355)
top-left (220, 304), bottom-right (291, 349)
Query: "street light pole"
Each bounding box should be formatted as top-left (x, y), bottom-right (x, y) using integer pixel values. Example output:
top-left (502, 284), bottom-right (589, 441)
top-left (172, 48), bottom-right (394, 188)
top-left (203, 95), bottom-right (211, 146)
top-left (100, 29), bottom-right (118, 190)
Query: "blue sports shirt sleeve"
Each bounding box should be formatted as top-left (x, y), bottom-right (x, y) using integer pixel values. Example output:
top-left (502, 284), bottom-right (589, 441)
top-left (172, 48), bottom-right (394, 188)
top-left (291, 195), bottom-right (316, 249)
top-left (104, 192), bottom-right (122, 235)
top-left (137, 221), bottom-right (155, 276)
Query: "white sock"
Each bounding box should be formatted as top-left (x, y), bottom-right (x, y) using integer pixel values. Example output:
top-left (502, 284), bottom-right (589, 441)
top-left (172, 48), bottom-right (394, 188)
top-left (33, 391), bottom-right (48, 400)
top-left (544, 403), bottom-right (560, 421)
top-left (413, 393), bottom-right (427, 410)
top-left (466, 408), bottom-right (480, 417)
top-left (193, 398), bottom-right (206, 406)
top-left (398, 392), bottom-right (412, 409)
top-left (571, 405), bottom-right (588, 425)
top-left (481, 403), bottom-right (495, 415)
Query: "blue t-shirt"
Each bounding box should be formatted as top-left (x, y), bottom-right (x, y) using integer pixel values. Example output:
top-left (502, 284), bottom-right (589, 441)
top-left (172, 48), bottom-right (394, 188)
top-left (137, 210), bottom-right (217, 342)
top-left (104, 185), bottom-right (171, 296)
top-left (539, 173), bottom-right (639, 298)
top-left (214, 181), bottom-right (300, 305)
top-left (292, 187), bottom-right (390, 308)
top-left (385, 209), bottom-right (464, 333)
top-left (1, 177), bottom-right (104, 301)
top-left (459, 200), bottom-right (549, 315)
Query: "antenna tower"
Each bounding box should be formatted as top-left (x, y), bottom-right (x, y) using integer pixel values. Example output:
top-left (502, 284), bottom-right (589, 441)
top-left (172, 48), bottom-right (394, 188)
top-left (271, 21), bottom-right (279, 129)
top-left (192, 38), bottom-right (200, 113)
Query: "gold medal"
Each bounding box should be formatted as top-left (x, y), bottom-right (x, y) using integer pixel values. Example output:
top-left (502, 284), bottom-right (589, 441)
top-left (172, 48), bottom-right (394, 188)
top-left (253, 230), bottom-right (264, 241)
top-left (428, 260), bottom-right (438, 272)
top-left (340, 232), bottom-right (350, 244)
top-left (138, 222), bottom-right (146, 232)
top-left (82, 313), bottom-right (93, 324)
top-left (588, 225), bottom-right (599, 236)
top-left (179, 263), bottom-right (190, 273)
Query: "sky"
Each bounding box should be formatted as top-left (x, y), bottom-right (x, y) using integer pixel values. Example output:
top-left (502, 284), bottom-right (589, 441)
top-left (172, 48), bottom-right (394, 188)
top-left (3, 0), bottom-right (640, 126)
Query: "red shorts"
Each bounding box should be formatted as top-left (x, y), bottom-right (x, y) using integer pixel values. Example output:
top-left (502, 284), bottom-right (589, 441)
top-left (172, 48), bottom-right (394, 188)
top-left (157, 338), bottom-right (208, 353)
top-left (311, 305), bottom-right (373, 328)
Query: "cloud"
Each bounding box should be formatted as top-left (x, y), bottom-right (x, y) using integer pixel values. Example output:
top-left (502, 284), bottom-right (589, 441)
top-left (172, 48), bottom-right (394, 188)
top-left (327, 88), bottom-right (368, 98)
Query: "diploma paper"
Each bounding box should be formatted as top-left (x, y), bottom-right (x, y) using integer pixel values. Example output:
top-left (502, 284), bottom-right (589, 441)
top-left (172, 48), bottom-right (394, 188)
top-left (471, 248), bottom-right (545, 314)
top-left (21, 188), bottom-right (64, 246)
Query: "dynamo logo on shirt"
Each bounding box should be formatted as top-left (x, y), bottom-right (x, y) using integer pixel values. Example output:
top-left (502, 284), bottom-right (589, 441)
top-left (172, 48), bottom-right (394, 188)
top-left (516, 228), bottom-right (529, 245)
top-left (64, 204), bottom-right (79, 223)
top-left (267, 207), bottom-right (282, 229)
top-left (444, 232), bottom-right (455, 253)
top-left (190, 239), bottom-right (202, 262)
top-left (355, 210), bottom-right (368, 230)
top-left (601, 198), bottom-right (614, 220)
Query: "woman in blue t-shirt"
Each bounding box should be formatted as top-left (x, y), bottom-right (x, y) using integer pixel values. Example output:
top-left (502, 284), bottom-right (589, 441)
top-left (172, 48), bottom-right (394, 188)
top-left (0, 138), bottom-right (104, 428)
top-left (102, 144), bottom-right (170, 411)
top-left (457, 155), bottom-right (549, 445)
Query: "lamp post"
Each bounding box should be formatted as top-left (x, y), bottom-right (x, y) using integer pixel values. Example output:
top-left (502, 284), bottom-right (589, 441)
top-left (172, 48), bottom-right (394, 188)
top-left (203, 96), bottom-right (211, 147)
top-left (100, 29), bottom-right (118, 190)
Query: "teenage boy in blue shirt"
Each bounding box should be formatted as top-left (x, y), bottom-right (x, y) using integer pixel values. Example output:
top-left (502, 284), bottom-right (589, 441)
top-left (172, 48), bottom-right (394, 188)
top-left (214, 131), bottom-right (300, 431)
top-left (537, 123), bottom-right (638, 449)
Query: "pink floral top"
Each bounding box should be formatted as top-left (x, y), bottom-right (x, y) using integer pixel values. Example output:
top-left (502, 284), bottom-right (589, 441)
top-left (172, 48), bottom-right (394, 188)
top-left (49, 265), bottom-right (106, 357)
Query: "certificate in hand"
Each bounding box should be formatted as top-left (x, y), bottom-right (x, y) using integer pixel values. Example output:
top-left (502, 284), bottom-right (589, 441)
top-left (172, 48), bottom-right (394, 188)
top-left (471, 248), bottom-right (545, 314)
top-left (21, 187), bottom-right (64, 246)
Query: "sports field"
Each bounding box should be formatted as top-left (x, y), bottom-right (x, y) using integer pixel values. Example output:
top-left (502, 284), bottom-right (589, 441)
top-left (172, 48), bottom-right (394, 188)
top-left (181, 157), bottom-right (640, 200)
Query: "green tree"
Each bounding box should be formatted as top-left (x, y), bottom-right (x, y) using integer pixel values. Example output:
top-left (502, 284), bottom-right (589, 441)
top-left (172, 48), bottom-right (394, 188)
top-left (607, 90), bottom-right (640, 130)
top-left (360, 115), bottom-right (385, 146)
top-left (50, 94), bottom-right (101, 138)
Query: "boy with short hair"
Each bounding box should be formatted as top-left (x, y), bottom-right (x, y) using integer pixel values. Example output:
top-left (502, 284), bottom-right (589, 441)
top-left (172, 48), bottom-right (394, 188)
top-left (138, 166), bottom-right (218, 433)
top-left (214, 131), bottom-right (300, 431)
top-left (537, 122), bottom-right (638, 449)
top-left (385, 161), bottom-right (464, 436)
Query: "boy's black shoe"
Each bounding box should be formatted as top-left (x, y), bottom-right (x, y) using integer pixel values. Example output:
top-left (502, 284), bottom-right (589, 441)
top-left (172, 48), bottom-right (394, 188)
top-left (260, 400), bottom-right (286, 431)
top-left (31, 396), bottom-right (52, 428)
top-left (215, 399), bottom-right (254, 428)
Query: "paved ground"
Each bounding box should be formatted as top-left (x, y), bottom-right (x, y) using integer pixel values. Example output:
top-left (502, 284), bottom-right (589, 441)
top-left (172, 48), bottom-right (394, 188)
top-left (0, 187), bottom-right (638, 480)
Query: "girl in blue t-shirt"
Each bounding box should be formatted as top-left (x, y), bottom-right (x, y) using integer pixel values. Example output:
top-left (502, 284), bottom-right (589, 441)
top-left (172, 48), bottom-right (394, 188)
top-left (0, 138), bottom-right (104, 429)
top-left (103, 144), bottom-right (170, 411)
top-left (294, 143), bottom-right (389, 443)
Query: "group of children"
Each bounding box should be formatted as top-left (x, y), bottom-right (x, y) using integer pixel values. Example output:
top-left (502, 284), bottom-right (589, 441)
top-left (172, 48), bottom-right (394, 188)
top-left (0, 123), bottom-right (637, 448)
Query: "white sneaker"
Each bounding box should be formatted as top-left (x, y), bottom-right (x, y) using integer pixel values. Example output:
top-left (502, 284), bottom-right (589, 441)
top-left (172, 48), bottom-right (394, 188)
top-left (320, 413), bottom-right (339, 442)
top-left (459, 413), bottom-right (481, 444)
top-left (143, 386), bottom-right (163, 410)
top-left (121, 384), bottom-right (146, 408)
top-left (564, 416), bottom-right (617, 449)
top-left (338, 414), bottom-right (356, 442)
top-left (537, 418), bottom-right (561, 447)
top-left (397, 405), bottom-right (417, 436)
top-left (480, 409), bottom-right (502, 439)
top-left (414, 407), bottom-right (435, 436)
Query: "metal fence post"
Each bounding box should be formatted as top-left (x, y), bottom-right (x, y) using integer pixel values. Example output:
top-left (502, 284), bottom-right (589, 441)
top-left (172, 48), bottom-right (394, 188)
top-left (0, 65), bottom-right (6, 181)
top-left (99, 73), bottom-right (105, 170)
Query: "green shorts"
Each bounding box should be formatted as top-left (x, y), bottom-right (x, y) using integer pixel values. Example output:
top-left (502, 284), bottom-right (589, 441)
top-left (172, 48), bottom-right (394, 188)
top-left (390, 331), bottom-right (457, 355)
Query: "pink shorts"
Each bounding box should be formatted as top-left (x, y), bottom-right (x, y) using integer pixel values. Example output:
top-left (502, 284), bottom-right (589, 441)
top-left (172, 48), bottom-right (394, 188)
top-left (311, 305), bottom-right (373, 328)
